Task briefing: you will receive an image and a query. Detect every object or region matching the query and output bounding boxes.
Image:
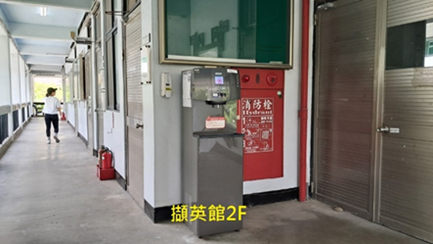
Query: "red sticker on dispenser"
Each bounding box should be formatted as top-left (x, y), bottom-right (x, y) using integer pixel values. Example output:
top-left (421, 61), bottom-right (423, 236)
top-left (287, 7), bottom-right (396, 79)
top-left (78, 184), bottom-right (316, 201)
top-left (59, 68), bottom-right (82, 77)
top-left (205, 117), bottom-right (225, 129)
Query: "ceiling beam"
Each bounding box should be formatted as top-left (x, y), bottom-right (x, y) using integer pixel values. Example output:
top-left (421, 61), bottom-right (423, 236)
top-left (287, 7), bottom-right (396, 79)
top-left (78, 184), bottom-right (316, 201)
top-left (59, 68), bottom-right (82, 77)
top-left (9, 23), bottom-right (75, 42)
top-left (29, 64), bottom-right (62, 73)
top-left (0, 0), bottom-right (93, 12)
top-left (31, 72), bottom-right (62, 76)
top-left (20, 44), bottom-right (69, 57)
top-left (25, 55), bottom-right (65, 66)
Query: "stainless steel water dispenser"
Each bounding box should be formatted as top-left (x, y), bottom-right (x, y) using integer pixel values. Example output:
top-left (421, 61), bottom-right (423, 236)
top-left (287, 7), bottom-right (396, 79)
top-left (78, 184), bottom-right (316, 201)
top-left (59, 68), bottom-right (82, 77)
top-left (182, 68), bottom-right (244, 237)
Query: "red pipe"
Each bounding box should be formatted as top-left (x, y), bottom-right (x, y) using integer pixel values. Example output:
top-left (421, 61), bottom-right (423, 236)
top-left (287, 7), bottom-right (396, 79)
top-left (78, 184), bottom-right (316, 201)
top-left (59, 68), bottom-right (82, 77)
top-left (299, 0), bottom-right (310, 202)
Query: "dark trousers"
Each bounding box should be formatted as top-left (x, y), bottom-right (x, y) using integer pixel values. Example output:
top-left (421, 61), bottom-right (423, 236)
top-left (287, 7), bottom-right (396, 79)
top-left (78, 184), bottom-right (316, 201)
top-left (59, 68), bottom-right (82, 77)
top-left (44, 114), bottom-right (59, 137)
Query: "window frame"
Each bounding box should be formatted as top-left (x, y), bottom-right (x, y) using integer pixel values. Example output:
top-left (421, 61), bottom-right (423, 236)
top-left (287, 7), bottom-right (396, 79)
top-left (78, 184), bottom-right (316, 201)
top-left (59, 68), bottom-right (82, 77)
top-left (104, 0), bottom-right (121, 111)
top-left (124, 0), bottom-right (140, 14)
top-left (106, 27), bottom-right (119, 111)
top-left (427, 39), bottom-right (433, 57)
top-left (65, 75), bottom-right (72, 103)
top-left (72, 60), bottom-right (81, 101)
top-left (68, 71), bottom-right (74, 102)
top-left (158, 0), bottom-right (294, 69)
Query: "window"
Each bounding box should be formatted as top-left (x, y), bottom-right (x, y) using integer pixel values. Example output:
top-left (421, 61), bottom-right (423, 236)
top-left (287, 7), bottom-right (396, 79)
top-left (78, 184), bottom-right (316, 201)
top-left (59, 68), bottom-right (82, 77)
top-left (124, 0), bottom-right (139, 13)
top-left (426, 40), bottom-right (433, 56)
top-left (161, 0), bottom-right (293, 68)
top-left (105, 0), bottom-right (120, 111)
top-left (95, 10), bottom-right (101, 41)
top-left (106, 30), bottom-right (118, 111)
top-left (105, 0), bottom-right (114, 31)
top-left (65, 75), bottom-right (71, 103)
top-left (72, 60), bottom-right (82, 100)
top-left (386, 20), bottom-right (433, 69)
top-left (12, 110), bottom-right (18, 132)
top-left (81, 55), bottom-right (87, 99)
top-left (0, 113), bottom-right (9, 144)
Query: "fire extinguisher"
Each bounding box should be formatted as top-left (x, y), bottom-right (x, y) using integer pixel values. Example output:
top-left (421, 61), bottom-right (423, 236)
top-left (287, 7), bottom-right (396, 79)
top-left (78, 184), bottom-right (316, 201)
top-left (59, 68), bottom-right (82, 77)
top-left (98, 146), bottom-right (106, 168)
top-left (101, 148), bottom-right (113, 170)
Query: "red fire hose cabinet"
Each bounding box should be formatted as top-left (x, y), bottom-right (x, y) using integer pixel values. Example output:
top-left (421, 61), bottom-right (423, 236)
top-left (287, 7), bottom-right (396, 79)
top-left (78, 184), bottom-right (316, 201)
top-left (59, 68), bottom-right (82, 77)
top-left (237, 69), bottom-right (284, 181)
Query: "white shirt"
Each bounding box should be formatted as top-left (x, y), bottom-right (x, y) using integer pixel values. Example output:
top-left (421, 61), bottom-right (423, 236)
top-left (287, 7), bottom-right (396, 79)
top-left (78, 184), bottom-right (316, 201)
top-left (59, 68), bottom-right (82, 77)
top-left (43, 96), bottom-right (61, 115)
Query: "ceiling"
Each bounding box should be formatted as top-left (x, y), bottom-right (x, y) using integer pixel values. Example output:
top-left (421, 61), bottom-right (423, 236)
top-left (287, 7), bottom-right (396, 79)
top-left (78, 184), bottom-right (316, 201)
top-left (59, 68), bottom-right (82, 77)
top-left (0, 0), bottom-right (94, 74)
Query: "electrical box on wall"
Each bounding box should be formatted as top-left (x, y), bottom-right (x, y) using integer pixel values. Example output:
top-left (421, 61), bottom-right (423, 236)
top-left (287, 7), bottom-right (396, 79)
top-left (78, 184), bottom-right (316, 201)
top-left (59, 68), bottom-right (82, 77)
top-left (161, 72), bottom-right (172, 98)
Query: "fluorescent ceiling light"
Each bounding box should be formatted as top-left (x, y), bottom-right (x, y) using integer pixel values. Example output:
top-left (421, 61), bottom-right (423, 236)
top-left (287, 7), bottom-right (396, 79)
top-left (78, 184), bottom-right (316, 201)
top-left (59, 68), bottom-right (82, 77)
top-left (40, 7), bottom-right (47, 17)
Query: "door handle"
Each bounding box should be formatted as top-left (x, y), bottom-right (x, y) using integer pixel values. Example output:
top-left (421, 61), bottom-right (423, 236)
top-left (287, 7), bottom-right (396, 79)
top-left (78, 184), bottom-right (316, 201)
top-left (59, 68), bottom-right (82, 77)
top-left (136, 123), bottom-right (143, 129)
top-left (377, 126), bottom-right (390, 133)
top-left (377, 126), bottom-right (400, 134)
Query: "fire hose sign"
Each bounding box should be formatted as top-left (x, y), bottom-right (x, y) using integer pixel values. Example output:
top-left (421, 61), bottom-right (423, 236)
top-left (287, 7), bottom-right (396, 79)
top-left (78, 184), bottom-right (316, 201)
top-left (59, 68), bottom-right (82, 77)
top-left (241, 98), bottom-right (274, 154)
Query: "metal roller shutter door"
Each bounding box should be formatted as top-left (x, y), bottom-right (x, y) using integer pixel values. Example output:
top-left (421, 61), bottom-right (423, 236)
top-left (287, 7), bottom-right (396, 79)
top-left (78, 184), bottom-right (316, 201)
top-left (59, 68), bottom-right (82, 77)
top-left (314, 0), bottom-right (377, 220)
top-left (125, 7), bottom-right (144, 208)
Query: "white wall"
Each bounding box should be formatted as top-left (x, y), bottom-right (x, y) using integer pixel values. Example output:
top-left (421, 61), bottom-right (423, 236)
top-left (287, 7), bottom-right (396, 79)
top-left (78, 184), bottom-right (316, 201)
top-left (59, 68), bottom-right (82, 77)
top-left (28, 73), bottom-right (33, 116)
top-left (18, 57), bottom-right (28, 120)
top-left (67, 103), bottom-right (75, 127)
top-left (0, 20), bottom-right (31, 135)
top-left (19, 58), bottom-right (27, 104)
top-left (26, 67), bottom-right (30, 104)
top-left (77, 101), bottom-right (88, 140)
top-left (10, 43), bottom-right (20, 105)
top-left (61, 76), bottom-right (66, 118)
top-left (0, 36), bottom-right (11, 106)
top-left (103, 110), bottom-right (125, 176)
top-left (142, 0), bottom-right (155, 207)
top-left (142, 0), bottom-right (197, 207)
top-left (142, 0), bottom-right (315, 208)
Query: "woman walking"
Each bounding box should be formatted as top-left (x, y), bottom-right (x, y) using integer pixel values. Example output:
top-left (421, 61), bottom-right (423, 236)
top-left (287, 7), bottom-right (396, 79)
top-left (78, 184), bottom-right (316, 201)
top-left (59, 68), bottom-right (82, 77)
top-left (43, 87), bottom-right (61, 144)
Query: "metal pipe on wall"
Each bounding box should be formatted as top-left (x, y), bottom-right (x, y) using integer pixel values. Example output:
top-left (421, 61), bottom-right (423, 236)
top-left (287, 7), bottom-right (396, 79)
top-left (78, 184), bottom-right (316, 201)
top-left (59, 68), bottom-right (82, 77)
top-left (91, 13), bottom-right (99, 152)
top-left (100, 0), bottom-right (107, 112)
top-left (299, 0), bottom-right (310, 202)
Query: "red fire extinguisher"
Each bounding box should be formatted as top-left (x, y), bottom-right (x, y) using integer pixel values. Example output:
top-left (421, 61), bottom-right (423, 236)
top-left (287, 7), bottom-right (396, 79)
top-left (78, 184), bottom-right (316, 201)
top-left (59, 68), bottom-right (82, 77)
top-left (96, 146), bottom-right (115, 180)
top-left (101, 149), bottom-right (112, 170)
top-left (98, 146), bottom-right (112, 169)
top-left (98, 146), bottom-right (106, 168)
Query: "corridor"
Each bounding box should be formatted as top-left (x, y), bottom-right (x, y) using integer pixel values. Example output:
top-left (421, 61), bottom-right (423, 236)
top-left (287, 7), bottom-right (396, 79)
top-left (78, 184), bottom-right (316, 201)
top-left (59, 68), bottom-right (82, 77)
top-left (0, 118), bottom-right (427, 244)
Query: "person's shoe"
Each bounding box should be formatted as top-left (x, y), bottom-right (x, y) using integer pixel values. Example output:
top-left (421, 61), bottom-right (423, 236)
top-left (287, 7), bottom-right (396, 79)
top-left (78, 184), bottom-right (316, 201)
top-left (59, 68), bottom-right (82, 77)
top-left (53, 135), bottom-right (60, 143)
top-left (47, 139), bottom-right (51, 144)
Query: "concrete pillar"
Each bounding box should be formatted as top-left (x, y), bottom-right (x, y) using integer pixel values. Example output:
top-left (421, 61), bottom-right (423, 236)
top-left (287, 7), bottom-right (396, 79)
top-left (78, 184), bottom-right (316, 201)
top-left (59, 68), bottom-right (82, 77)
top-left (17, 56), bottom-right (23, 126)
